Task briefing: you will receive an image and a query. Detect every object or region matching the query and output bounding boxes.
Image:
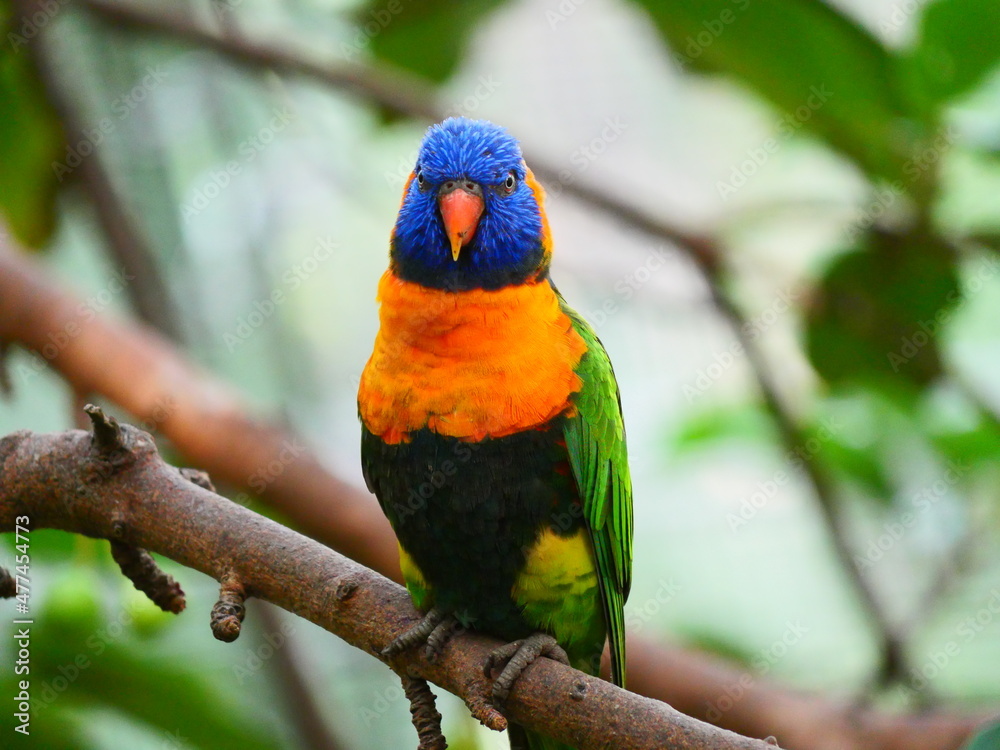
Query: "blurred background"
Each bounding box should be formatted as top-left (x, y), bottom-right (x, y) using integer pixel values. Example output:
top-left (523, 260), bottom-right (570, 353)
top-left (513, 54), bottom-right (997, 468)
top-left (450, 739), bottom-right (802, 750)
top-left (2, 0), bottom-right (1000, 748)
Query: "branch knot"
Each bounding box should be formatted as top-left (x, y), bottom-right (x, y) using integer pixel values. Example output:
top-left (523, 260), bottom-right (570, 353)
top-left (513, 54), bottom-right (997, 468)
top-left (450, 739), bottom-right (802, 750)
top-left (211, 575), bottom-right (247, 642)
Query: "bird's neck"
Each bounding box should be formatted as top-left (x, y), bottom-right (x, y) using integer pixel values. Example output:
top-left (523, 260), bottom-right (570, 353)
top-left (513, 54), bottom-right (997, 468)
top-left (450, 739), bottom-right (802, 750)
top-left (359, 269), bottom-right (587, 442)
top-left (374, 269), bottom-right (561, 357)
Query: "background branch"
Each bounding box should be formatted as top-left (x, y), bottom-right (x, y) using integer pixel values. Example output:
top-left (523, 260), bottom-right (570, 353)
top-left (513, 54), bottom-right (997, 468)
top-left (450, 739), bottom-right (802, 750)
top-left (15, 0), bottom-right (183, 341)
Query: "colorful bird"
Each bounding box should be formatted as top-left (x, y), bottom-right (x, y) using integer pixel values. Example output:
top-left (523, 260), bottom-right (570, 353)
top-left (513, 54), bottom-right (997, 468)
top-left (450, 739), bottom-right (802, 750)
top-left (358, 117), bottom-right (632, 750)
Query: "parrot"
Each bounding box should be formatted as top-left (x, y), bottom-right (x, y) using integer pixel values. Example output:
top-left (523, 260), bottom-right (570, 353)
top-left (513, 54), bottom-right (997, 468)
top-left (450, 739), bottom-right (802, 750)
top-left (358, 117), bottom-right (632, 750)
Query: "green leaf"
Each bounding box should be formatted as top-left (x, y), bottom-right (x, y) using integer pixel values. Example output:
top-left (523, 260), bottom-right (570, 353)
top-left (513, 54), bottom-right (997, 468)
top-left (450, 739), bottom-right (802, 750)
top-left (805, 229), bottom-right (961, 391)
top-left (357, 0), bottom-right (506, 83)
top-left (907, 0), bottom-right (1000, 105)
top-left (971, 233), bottom-right (1000, 255)
top-left (929, 421), bottom-right (1000, 469)
top-left (814, 430), bottom-right (893, 499)
top-left (0, 700), bottom-right (86, 748)
top-left (635, 0), bottom-right (923, 182)
top-left (0, 34), bottom-right (64, 247)
top-left (676, 627), bottom-right (755, 668)
top-left (962, 721), bottom-right (1000, 750)
top-left (673, 404), bottom-right (773, 454)
top-left (70, 647), bottom-right (283, 750)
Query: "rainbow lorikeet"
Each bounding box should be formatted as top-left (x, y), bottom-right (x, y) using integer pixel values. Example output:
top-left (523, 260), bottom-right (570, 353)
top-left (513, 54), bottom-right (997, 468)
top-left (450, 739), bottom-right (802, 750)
top-left (358, 117), bottom-right (632, 750)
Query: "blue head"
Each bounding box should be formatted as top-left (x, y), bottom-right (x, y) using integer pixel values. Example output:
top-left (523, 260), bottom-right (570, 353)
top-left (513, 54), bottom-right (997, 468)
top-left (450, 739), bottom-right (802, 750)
top-left (390, 118), bottom-right (550, 291)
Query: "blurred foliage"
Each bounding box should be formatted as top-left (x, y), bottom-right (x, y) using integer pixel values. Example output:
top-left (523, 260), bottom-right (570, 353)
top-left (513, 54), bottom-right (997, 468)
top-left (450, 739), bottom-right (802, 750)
top-left (961, 720), bottom-right (1000, 750)
top-left (904, 0), bottom-right (1000, 105)
top-left (806, 230), bottom-right (961, 391)
top-left (360, 0), bottom-right (504, 83)
top-left (0, 1), bottom-right (63, 248)
top-left (0, 568), bottom-right (286, 748)
top-left (638, 0), bottom-right (922, 184)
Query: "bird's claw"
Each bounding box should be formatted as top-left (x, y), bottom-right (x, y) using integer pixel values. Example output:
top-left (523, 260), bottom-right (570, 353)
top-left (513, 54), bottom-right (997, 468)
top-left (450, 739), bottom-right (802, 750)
top-left (423, 615), bottom-right (462, 663)
top-left (383, 607), bottom-right (460, 662)
top-left (484, 633), bottom-right (570, 706)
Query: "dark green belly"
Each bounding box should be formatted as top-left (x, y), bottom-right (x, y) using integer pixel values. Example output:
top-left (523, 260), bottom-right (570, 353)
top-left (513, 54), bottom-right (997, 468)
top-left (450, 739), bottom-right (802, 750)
top-left (361, 420), bottom-right (584, 641)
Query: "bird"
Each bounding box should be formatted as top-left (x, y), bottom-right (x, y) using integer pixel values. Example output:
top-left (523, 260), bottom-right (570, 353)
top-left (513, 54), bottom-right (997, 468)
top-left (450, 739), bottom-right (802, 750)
top-left (358, 117), bottom-right (632, 750)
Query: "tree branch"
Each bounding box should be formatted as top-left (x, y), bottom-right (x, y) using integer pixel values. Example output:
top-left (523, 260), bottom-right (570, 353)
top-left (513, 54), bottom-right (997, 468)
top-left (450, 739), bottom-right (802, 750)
top-left (15, 0), bottom-right (183, 341)
top-left (0, 414), bottom-right (775, 750)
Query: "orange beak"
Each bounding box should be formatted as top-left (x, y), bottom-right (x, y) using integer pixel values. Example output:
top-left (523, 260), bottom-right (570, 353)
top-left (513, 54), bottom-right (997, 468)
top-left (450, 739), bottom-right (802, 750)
top-left (438, 185), bottom-right (484, 261)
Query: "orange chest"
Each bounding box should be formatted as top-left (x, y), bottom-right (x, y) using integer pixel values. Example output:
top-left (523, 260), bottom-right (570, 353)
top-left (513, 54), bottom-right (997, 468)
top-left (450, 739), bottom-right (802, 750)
top-left (358, 271), bottom-right (587, 443)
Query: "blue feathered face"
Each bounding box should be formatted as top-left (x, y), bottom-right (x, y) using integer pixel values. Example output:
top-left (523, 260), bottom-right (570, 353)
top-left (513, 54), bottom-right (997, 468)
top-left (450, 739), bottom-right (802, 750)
top-left (390, 118), bottom-right (548, 291)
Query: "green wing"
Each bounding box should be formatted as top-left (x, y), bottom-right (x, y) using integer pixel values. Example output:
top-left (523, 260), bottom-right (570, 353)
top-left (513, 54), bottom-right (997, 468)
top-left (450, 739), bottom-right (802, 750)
top-left (560, 300), bottom-right (633, 688)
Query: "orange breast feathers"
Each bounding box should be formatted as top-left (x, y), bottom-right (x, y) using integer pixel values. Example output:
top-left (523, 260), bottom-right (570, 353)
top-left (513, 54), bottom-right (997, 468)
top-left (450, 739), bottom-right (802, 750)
top-left (359, 271), bottom-right (588, 444)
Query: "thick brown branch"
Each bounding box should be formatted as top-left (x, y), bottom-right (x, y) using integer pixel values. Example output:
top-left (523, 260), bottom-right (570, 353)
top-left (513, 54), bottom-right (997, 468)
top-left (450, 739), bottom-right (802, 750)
top-left (0, 422), bottom-right (774, 750)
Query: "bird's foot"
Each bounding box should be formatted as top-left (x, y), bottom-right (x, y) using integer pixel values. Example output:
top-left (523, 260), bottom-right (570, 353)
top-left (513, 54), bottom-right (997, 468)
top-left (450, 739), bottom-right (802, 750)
top-left (483, 633), bottom-right (570, 706)
top-left (383, 607), bottom-right (462, 663)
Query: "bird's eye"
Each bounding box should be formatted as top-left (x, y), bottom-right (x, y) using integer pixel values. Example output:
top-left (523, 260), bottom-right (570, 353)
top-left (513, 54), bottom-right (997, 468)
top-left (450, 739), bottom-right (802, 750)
top-left (502, 171), bottom-right (517, 195)
top-left (416, 170), bottom-right (427, 190)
